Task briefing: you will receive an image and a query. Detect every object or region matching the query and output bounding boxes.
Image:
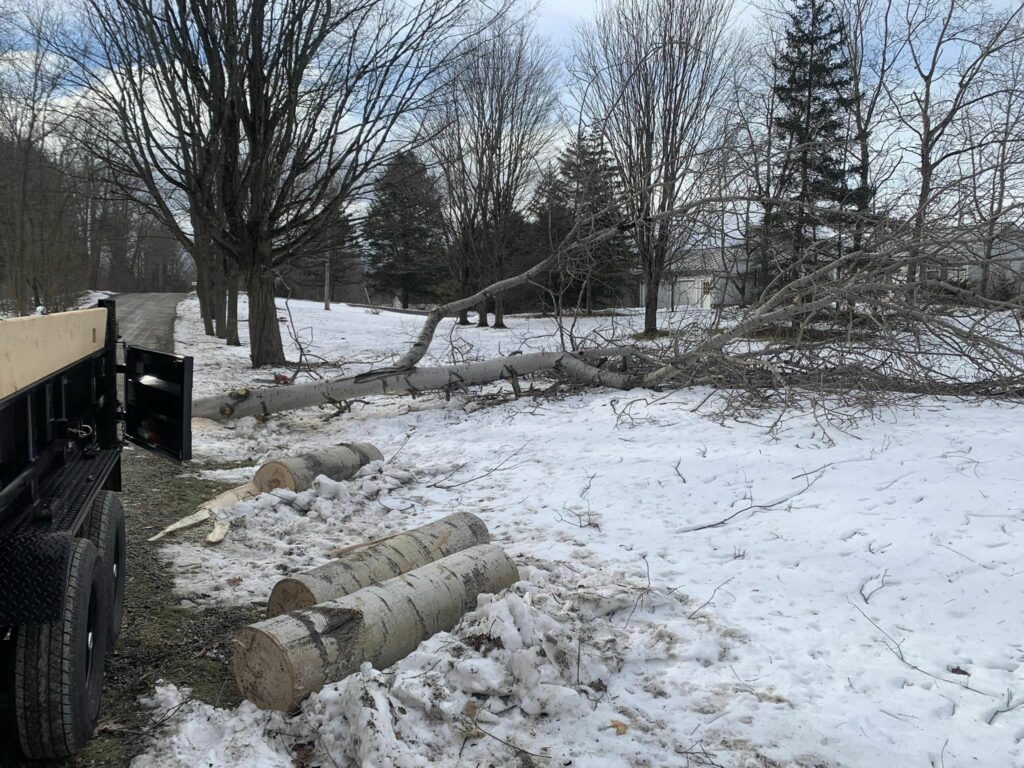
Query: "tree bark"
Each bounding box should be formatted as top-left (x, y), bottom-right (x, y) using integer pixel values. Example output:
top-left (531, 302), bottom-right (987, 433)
top-left (193, 347), bottom-right (636, 420)
top-left (211, 256), bottom-right (227, 339)
top-left (493, 296), bottom-right (506, 328)
top-left (643, 272), bottom-right (660, 334)
top-left (254, 443), bottom-right (384, 492)
top-left (226, 259), bottom-right (240, 346)
top-left (267, 511), bottom-right (489, 616)
top-left (245, 265), bottom-right (286, 367)
top-left (194, 251), bottom-right (216, 337)
top-left (233, 544), bottom-right (519, 711)
top-left (323, 256), bottom-right (331, 311)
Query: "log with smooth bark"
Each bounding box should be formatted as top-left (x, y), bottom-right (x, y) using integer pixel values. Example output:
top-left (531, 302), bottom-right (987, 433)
top-left (193, 348), bottom-right (637, 420)
top-left (253, 443), bottom-right (384, 492)
top-left (266, 511), bottom-right (489, 616)
top-left (233, 544), bottom-right (518, 711)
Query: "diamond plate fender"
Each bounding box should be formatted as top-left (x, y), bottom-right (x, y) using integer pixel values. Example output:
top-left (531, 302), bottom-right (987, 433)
top-left (0, 531), bottom-right (71, 625)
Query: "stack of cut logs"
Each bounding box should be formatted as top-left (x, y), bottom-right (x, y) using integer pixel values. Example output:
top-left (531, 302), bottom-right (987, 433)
top-left (228, 443), bottom-right (519, 712)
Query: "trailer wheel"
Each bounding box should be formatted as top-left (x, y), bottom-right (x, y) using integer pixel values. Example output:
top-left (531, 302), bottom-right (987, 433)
top-left (83, 491), bottom-right (127, 649)
top-left (14, 538), bottom-right (111, 760)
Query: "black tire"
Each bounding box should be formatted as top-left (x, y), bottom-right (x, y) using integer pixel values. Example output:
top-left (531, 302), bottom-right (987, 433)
top-left (83, 491), bottom-right (127, 650)
top-left (14, 538), bottom-right (111, 760)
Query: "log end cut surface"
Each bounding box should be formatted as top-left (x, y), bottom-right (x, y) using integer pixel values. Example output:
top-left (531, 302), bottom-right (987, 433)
top-left (232, 626), bottom-right (302, 712)
top-left (266, 578), bottom-right (317, 617)
top-left (252, 461), bottom-right (297, 492)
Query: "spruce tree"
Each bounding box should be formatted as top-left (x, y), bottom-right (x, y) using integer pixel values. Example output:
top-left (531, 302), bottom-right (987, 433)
top-left (530, 129), bottom-right (631, 310)
top-left (763, 0), bottom-right (856, 292)
top-left (363, 151), bottom-right (446, 308)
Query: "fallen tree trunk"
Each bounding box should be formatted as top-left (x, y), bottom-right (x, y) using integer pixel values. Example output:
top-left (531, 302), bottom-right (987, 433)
top-left (267, 511), bottom-right (489, 617)
top-left (193, 347), bottom-right (637, 421)
top-left (254, 443), bottom-right (383, 492)
top-left (233, 544), bottom-right (518, 711)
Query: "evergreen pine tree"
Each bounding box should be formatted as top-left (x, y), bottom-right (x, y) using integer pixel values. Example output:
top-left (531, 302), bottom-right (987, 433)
top-left (363, 151), bottom-right (446, 308)
top-left (763, 0), bottom-right (856, 293)
top-left (530, 129), bottom-right (631, 310)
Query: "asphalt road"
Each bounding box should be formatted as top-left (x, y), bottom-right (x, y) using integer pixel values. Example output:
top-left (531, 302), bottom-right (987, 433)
top-left (112, 292), bottom-right (185, 352)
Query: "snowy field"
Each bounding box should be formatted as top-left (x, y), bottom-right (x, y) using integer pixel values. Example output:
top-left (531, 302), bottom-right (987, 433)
top-left (137, 295), bottom-right (1024, 767)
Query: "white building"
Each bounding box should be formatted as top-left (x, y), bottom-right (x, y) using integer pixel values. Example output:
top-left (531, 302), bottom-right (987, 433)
top-left (641, 245), bottom-right (756, 310)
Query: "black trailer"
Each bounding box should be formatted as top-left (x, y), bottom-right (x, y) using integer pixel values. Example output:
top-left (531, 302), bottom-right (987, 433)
top-left (0, 299), bottom-right (192, 760)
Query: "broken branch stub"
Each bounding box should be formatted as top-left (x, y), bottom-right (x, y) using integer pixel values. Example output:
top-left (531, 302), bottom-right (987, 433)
top-left (254, 443), bottom-right (383, 492)
top-left (233, 544), bottom-right (518, 711)
top-left (267, 511), bottom-right (490, 617)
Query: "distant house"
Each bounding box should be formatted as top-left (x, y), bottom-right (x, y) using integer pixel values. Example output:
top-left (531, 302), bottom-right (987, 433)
top-left (960, 225), bottom-right (1024, 297)
top-left (641, 245), bottom-right (757, 310)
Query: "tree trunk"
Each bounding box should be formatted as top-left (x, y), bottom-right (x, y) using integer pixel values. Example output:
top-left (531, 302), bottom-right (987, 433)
top-left (226, 261), bottom-right (241, 346)
top-left (323, 256), bottom-right (331, 310)
top-left (211, 257), bottom-right (227, 339)
top-left (492, 296), bottom-right (506, 328)
top-left (193, 347), bottom-right (635, 420)
top-left (254, 443), bottom-right (384, 492)
top-left (477, 299), bottom-right (489, 327)
top-left (244, 264), bottom-right (286, 367)
top-left (400, 286), bottom-right (409, 309)
top-left (267, 511), bottom-right (489, 617)
top-left (195, 255), bottom-right (215, 336)
top-left (233, 544), bottom-right (518, 711)
top-left (458, 309), bottom-right (470, 325)
top-left (643, 274), bottom-right (659, 334)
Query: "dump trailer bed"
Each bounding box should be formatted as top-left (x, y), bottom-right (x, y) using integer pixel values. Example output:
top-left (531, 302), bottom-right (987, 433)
top-left (0, 299), bottom-right (192, 760)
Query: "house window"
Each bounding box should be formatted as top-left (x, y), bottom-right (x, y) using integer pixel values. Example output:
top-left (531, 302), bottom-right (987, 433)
top-left (702, 281), bottom-right (712, 296)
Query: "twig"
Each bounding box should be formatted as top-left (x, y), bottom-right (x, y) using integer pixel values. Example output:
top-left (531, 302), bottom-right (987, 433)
top-left (460, 716), bottom-right (550, 761)
top-left (430, 445), bottom-right (529, 490)
top-left (859, 569), bottom-right (889, 604)
top-left (688, 577), bottom-right (735, 620)
top-left (678, 475), bottom-right (819, 534)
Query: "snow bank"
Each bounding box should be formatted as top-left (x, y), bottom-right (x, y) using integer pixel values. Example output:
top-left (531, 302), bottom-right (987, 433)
top-left (155, 294), bottom-right (1024, 767)
top-left (133, 561), bottom-right (769, 768)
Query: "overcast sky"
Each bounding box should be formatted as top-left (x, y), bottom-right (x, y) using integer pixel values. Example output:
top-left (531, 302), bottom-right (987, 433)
top-left (536, 0), bottom-right (767, 53)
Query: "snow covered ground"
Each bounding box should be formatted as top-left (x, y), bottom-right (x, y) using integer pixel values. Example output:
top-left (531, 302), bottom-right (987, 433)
top-left (138, 294), bottom-right (1024, 768)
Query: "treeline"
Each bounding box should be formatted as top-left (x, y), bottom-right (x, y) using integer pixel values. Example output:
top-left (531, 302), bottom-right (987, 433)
top-left (0, 9), bottom-right (192, 316)
top-left (361, 130), bottom-right (634, 322)
top-left (0, 136), bottom-right (191, 315)
top-left (3, 0), bottom-right (1022, 364)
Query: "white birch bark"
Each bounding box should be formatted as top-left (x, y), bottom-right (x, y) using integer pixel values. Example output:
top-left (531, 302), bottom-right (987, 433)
top-left (254, 443), bottom-right (383, 492)
top-left (232, 544), bottom-right (518, 711)
top-left (266, 511), bottom-right (489, 616)
top-left (193, 348), bottom-right (637, 420)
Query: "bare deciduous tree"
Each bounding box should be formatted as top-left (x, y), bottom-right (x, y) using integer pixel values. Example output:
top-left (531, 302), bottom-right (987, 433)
top-left (428, 14), bottom-right (558, 328)
top-left (958, 26), bottom-right (1024, 299)
top-left (891, 0), bottom-right (1024, 289)
top-left (80, 0), bottom-right (487, 366)
top-left (573, 0), bottom-right (740, 334)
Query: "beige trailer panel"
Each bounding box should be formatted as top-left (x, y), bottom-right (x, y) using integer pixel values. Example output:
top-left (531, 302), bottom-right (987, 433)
top-left (0, 308), bottom-right (108, 401)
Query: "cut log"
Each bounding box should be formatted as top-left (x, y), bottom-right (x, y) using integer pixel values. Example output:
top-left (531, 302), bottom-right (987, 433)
top-left (267, 511), bottom-right (489, 617)
top-left (192, 347), bottom-right (637, 421)
top-left (233, 544), bottom-right (518, 711)
top-left (253, 443), bottom-right (383, 492)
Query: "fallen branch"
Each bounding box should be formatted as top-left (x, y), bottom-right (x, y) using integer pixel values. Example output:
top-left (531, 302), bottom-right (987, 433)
top-left (194, 348), bottom-right (638, 421)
